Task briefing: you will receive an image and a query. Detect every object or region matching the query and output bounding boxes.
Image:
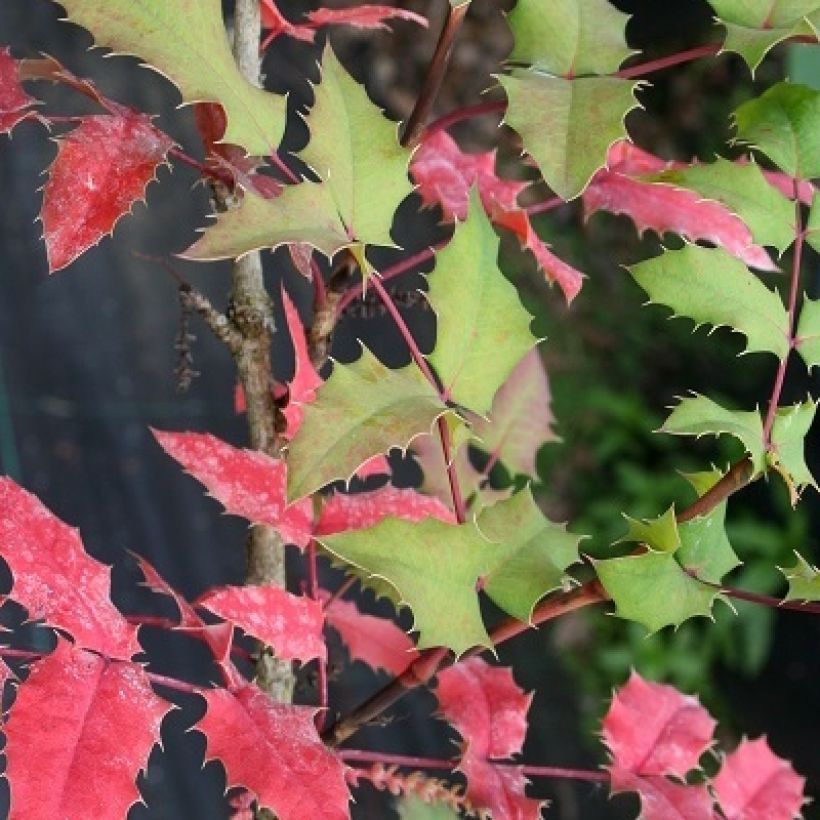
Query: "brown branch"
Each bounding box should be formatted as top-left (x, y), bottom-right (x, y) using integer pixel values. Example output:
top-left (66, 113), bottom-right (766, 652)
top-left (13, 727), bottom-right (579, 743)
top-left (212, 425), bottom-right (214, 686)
top-left (401, 1), bottom-right (471, 149)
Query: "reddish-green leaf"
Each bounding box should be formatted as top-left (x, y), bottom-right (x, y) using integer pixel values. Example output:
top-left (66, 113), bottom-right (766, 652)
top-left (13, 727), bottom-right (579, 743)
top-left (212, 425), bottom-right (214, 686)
top-left (5, 640), bottom-right (169, 820)
top-left (0, 478), bottom-right (140, 660)
top-left (152, 429), bottom-right (313, 548)
top-left (197, 684), bottom-right (350, 820)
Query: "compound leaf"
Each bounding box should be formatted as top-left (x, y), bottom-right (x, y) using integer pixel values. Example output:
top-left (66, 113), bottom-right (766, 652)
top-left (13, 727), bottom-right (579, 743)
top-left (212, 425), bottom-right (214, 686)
top-left (629, 244), bottom-right (789, 359)
top-left (660, 394), bottom-right (766, 471)
top-left (287, 346), bottom-right (447, 501)
top-left (500, 72), bottom-right (641, 200)
top-left (427, 191), bottom-right (535, 415)
top-left (506, 0), bottom-right (634, 76)
top-left (478, 488), bottom-right (583, 622)
top-left (54, 0), bottom-right (287, 155)
top-left (780, 550), bottom-right (820, 603)
top-left (734, 82), bottom-right (820, 179)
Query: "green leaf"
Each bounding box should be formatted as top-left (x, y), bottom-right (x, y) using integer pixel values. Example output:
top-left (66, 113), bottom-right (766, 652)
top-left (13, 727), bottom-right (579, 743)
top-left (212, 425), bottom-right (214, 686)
top-left (677, 470), bottom-right (742, 584)
top-left (660, 394), bottom-right (766, 472)
top-left (55, 0), bottom-right (287, 155)
top-left (477, 487), bottom-right (583, 622)
top-left (648, 159), bottom-right (795, 255)
top-left (397, 796), bottom-right (460, 820)
top-left (629, 244), bottom-right (790, 359)
top-left (780, 550), bottom-right (820, 602)
top-left (618, 506), bottom-right (680, 553)
top-left (427, 191), bottom-right (535, 415)
top-left (769, 400), bottom-right (818, 504)
top-left (795, 296), bottom-right (820, 370)
top-left (287, 346), bottom-right (447, 501)
top-left (805, 191), bottom-right (820, 254)
top-left (734, 82), bottom-right (820, 179)
top-left (318, 517), bottom-right (500, 655)
top-left (182, 181), bottom-right (351, 262)
top-left (709, 1), bottom-right (819, 72)
top-left (300, 45), bottom-right (414, 249)
top-left (499, 72), bottom-right (641, 200)
top-left (594, 551), bottom-right (721, 633)
top-left (506, 0), bottom-right (634, 76)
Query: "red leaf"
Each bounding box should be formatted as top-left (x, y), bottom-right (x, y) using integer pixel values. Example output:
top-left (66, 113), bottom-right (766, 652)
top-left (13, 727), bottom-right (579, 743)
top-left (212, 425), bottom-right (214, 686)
top-left (436, 657), bottom-right (531, 759)
top-left (606, 140), bottom-right (678, 175)
top-left (197, 684), bottom-right (351, 820)
top-left (260, 1), bottom-right (316, 44)
top-left (602, 671), bottom-right (716, 779)
top-left (0, 47), bottom-right (38, 135)
top-left (131, 551), bottom-right (200, 628)
top-left (0, 478), bottom-right (140, 660)
top-left (458, 757), bottom-right (544, 820)
top-left (152, 429), bottom-right (313, 549)
top-left (305, 6), bottom-right (428, 32)
top-left (412, 131), bottom-right (584, 302)
top-left (324, 596), bottom-right (418, 675)
top-left (315, 486), bottom-right (455, 536)
top-left (583, 169), bottom-right (776, 270)
top-left (289, 243), bottom-right (316, 280)
top-left (229, 791), bottom-right (256, 820)
top-left (354, 453), bottom-right (391, 480)
top-left (5, 640), bottom-right (169, 820)
top-left (41, 113), bottom-right (173, 272)
top-left (281, 288), bottom-right (323, 440)
top-left (196, 584), bottom-right (326, 663)
top-left (609, 771), bottom-right (717, 820)
top-left (712, 737), bottom-right (805, 820)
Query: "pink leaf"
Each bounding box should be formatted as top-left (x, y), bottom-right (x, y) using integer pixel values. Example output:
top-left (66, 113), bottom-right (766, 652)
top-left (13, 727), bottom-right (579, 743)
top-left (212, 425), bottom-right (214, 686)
top-left (152, 429), bottom-right (313, 549)
top-left (229, 792), bottom-right (256, 820)
top-left (436, 658), bottom-right (531, 760)
top-left (41, 113), bottom-right (174, 272)
top-left (5, 640), bottom-right (169, 820)
top-left (353, 454), bottom-right (391, 480)
top-left (458, 757), bottom-right (544, 820)
top-left (583, 169), bottom-right (776, 270)
top-left (0, 47), bottom-right (38, 135)
top-left (0, 478), bottom-right (140, 660)
top-left (196, 584), bottom-right (326, 663)
top-left (602, 671), bottom-right (716, 779)
top-left (712, 737), bottom-right (805, 820)
top-left (289, 243), bottom-right (316, 280)
top-left (131, 550), bottom-right (200, 628)
top-left (315, 486), bottom-right (455, 536)
top-left (305, 6), bottom-right (428, 32)
top-left (605, 140), bottom-right (679, 175)
top-left (197, 684), bottom-right (351, 820)
top-left (324, 596), bottom-right (418, 675)
top-left (260, 1), bottom-right (317, 44)
top-left (609, 771), bottom-right (717, 820)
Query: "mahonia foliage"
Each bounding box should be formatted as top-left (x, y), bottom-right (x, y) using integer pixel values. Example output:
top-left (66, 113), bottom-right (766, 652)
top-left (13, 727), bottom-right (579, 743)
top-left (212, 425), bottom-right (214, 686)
top-left (1, 0), bottom-right (819, 817)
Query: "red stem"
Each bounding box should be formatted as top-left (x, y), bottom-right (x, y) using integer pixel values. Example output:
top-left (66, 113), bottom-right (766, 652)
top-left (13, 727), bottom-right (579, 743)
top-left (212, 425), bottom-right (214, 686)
top-left (340, 750), bottom-right (608, 783)
top-left (720, 584), bottom-right (820, 615)
top-left (324, 576), bottom-right (357, 609)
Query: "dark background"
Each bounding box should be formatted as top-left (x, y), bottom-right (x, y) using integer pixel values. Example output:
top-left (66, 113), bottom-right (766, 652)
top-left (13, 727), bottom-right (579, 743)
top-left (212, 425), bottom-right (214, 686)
top-left (0, 1), bottom-right (818, 818)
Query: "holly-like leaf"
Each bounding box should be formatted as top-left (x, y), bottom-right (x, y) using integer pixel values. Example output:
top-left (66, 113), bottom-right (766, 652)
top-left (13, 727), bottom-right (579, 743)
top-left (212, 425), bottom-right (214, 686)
top-left (470, 348), bottom-right (557, 478)
top-left (0, 47), bottom-right (38, 134)
top-left (712, 736), bottom-right (805, 820)
top-left (0, 478), bottom-right (140, 660)
top-left (286, 346), bottom-right (447, 502)
top-left (54, 0), bottom-right (287, 155)
top-left (500, 72), bottom-right (641, 200)
top-left (5, 640), bottom-right (169, 820)
top-left (647, 158), bottom-right (796, 256)
top-left (619, 506), bottom-right (681, 553)
top-left (477, 488), bottom-right (583, 622)
top-left (320, 517), bottom-right (510, 655)
top-left (316, 486), bottom-right (455, 536)
top-left (734, 83), bottom-right (820, 180)
top-left (660, 394), bottom-right (766, 471)
top-left (131, 551), bottom-right (200, 627)
top-left (182, 180), bottom-right (351, 262)
top-left (780, 550), bottom-right (820, 603)
top-left (629, 244), bottom-right (790, 359)
top-left (41, 113), bottom-right (173, 272)
top-left (795, 294), bottom-right (820, 371)
top-left (197, 685), bottom-right (350, 820)
top-left (677, 470), bottom-right (741, 584)
top-left (324, 596), bottom-right (419, 675)
top-left (593, 550), bottom-right (722, 632)
top-left (506, 0), bottom-right (634, 76)
top-left (769, 400), bottom-right (818, 504)
top-left (608, 771), bottom-right (717, 820)
top-left (709, 0), bottom-right (818, 72)
top-left (427, 191), bottom-right (535, 415)
top-left (807, 191), bottom-right (820, 255)
top-left (300, 45), bottom-right (414, 249)
top-left (196, 584), bottom-right (326, 663)
top-left (152, 429), bottom-right (313, 548)
top-left (436, 659), bottom-right (543, 819)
